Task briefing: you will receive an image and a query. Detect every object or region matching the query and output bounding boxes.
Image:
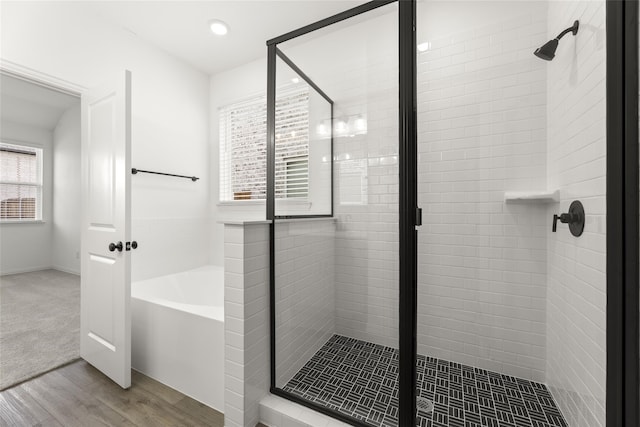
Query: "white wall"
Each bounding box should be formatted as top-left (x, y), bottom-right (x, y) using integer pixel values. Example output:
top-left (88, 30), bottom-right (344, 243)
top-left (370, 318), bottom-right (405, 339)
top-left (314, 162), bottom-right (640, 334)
top-left (209, 57), bottom-right (267, 267)
top-left (416, 2), bottom-right (549, 381)
top-left (52, 104), bottom-right (81, 275)
top-left (0, 120), bottom-right (53, 274)
top-left (545, 1), bottom-right (607, 425)
top-left (1, 1), bottom-right (210, 281)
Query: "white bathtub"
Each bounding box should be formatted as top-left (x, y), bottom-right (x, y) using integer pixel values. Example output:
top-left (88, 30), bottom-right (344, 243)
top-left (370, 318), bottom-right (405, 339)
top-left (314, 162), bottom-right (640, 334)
top-left (131, 265), bottom-right (224, 411)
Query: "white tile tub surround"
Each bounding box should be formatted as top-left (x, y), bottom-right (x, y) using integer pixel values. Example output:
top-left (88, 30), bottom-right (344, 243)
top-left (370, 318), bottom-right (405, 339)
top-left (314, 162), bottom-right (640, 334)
top-left (416, 5), bottom-right (549, 382)
top-left (224, 222), bottom-right (271, 427)
top-left (224, 219), bottom-right (337, 427)
top-left (275, 219), bottom-right (336, 387)
top-left (545, 1), bottom-right (607, 426)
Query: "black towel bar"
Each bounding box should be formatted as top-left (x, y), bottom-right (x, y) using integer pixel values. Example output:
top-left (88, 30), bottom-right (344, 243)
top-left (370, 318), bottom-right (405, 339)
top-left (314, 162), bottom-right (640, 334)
top-left (131, 168), bottom-right (199, 182)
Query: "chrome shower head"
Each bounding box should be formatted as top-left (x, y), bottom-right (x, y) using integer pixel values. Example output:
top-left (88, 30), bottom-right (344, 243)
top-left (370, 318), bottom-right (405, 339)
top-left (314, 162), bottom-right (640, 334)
top-left (534, 20), bottom-right (579, 61)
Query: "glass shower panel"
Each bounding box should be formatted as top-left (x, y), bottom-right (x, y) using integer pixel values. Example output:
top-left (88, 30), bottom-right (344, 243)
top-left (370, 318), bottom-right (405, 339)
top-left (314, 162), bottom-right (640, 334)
top-left (271, 3), bottom-right (400, 426)
top-left (416, 1), bottom-right (606, 426)
top-left (273, 55), bottom-right (332, 217)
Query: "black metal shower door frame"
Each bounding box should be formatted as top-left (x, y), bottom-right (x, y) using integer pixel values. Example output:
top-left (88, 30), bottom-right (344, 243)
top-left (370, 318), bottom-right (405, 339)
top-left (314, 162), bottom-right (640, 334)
top-left (606, 0), bottom-right (639, 426)
top-left (266, 0), bottom-right (418, 426)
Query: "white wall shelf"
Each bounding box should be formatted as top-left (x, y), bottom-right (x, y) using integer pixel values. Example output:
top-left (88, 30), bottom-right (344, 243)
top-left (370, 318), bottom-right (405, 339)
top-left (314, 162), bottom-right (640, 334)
top-left (504, 190), bottom-right (560, 203)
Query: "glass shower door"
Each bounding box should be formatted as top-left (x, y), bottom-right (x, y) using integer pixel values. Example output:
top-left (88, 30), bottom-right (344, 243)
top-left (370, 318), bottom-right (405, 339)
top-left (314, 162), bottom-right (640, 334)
top-left (268, 2), bottom-right (403, 426)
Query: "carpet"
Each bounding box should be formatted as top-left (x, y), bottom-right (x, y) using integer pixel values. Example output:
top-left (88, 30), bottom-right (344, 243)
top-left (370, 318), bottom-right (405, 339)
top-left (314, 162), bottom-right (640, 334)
top-left (0, 269), bottom-right (80, 390)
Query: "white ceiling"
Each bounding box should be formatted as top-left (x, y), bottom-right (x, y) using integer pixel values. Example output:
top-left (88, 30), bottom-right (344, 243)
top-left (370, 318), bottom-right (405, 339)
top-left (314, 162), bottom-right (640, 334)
top-left (0, 73), bottom-right (79, 130)
top-left (75, 1), bottom-right (369, 76)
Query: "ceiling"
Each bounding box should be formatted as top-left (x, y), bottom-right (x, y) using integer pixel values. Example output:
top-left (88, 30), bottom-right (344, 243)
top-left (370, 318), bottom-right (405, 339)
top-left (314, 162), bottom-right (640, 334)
top-left (75, 1), bottom-right (368, 76)
top-left (0, 73), bottom-right (79, 130)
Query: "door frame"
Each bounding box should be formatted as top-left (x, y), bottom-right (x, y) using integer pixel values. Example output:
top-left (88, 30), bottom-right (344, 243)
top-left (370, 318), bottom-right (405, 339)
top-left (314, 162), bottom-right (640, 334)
top-left (606, 0), bottom-right (639, 426)
top-left (0, 59), bottom-right (86, 97)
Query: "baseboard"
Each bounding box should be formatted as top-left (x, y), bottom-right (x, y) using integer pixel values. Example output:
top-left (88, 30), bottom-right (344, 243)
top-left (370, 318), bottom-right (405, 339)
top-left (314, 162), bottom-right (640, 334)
top-left (0, 265), bottom-right (80, 276)
top-left (52, 265), bottom-right (80, 276)
top-left (0, 266), bottom-right (54, 276)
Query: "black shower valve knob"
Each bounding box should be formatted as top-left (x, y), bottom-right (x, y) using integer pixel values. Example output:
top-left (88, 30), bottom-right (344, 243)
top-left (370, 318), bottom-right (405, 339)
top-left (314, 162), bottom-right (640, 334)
top-left (552, 213), bottom-right (574, 232)
top-left (552, 200), bottom-right (585, 237)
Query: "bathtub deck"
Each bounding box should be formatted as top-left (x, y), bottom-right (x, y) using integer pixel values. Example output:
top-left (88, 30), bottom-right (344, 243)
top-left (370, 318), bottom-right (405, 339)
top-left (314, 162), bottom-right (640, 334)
top-left (0, 359), bottom-right (225, 427)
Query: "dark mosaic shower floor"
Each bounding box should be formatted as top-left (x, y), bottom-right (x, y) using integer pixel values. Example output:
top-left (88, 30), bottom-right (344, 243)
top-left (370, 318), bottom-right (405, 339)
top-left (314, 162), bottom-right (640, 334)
top-left (283, 335), bottom-right (568, 427)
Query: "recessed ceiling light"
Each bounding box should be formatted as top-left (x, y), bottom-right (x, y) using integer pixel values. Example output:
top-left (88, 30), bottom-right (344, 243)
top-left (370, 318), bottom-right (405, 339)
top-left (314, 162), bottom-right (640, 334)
top-left (209, 20), bottom-right (228, 36)
top-left (417, 41), bottom-right (431, 52)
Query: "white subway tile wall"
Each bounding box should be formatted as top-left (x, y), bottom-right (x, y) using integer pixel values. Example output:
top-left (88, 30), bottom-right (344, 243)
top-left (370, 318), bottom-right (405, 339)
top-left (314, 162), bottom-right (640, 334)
top-left (224, 223), bottom-right (270, 427)
top-left (330, 12), bottom-right (400, 348)
top-left (333, 106), bottom-right (401, 348)
top-left (545, 1), bottom-right (607, 426)
top-left (274, 219), bottom-right (336, 386)
top-left (417, 9), bottom-right (549, 382)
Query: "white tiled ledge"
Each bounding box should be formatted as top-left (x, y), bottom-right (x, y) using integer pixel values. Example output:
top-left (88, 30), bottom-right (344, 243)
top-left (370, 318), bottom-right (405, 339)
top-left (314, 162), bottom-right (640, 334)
top-left (219, 217), bottom-right (336, 225)
top-left (259, 394), bottom-right (350, 427)
top-left (0, 220), bottom-right (46, 224)
top-left (219, 219), bottom-right (271, 225)
top-left (504, 190), bottom-right (559, 203)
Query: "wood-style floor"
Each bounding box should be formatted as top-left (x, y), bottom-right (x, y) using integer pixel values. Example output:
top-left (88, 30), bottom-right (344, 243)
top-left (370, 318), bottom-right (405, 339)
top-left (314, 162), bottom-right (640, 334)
top-left (0, 359), bottom-right (225, 427)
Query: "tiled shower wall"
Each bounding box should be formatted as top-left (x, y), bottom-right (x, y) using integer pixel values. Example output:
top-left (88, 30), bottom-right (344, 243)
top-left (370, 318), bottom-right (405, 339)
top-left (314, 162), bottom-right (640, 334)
top-left (333, 95), bottom-right (400, 348)
top-left (416, 5), bottom-right (549, 381)
top-left (275, 219), bottom-right (336, 386)
top-left (330, 12), bottom-right (400, 349)
top-left (545, 1), bottom-right (607, 426)
top-left (325, 5), bottom-right (553, 381)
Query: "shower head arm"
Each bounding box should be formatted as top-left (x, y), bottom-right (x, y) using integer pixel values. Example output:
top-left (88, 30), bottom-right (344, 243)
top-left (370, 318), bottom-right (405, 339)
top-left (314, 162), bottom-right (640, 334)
top-left (555, 20), bottom-right (579, 40)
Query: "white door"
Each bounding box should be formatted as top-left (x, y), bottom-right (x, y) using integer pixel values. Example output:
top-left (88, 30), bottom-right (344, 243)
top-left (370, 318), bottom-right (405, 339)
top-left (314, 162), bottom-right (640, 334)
top-left (80, 70), bottom-right (132, 388)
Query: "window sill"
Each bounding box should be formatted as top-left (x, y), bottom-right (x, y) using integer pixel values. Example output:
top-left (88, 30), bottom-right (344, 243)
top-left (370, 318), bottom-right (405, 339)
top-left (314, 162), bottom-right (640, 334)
top-left (217, 199), bottom-right (265, 207)
top-left (217, 199), bottom-right (311, 207)
top-left (0, 220), bottom-right (45, 224)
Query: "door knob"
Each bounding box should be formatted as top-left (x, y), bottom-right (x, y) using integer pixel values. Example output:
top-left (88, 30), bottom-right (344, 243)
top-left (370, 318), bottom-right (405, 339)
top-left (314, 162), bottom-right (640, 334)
top-left (109, 241), bottom-right (123, 252)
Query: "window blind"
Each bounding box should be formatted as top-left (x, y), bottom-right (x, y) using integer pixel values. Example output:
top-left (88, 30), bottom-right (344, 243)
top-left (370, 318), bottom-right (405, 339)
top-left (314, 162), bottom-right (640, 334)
top-left (0, 143), bottom-right (42, 220)
top-left (219, 86), bottom-right (309, 201)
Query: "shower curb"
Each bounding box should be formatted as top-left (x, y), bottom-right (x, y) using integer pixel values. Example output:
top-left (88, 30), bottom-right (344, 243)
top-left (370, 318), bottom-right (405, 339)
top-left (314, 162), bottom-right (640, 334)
top-left (259, 394), bottom-right (350, 427)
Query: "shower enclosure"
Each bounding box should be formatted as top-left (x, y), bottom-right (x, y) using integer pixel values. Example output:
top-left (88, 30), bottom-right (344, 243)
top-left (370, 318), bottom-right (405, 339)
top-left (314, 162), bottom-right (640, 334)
top-left (267, 0), bottom-right (639, 426)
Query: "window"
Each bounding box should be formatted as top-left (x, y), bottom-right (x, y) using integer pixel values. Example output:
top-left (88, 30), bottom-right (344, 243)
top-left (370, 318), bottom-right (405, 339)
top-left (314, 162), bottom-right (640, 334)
top-left (283, 156), bottom-right (309, 198)
top-left (219, 86), bottom-right (309, 201)
top-left (0, 143), bottom-right (43, 221)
